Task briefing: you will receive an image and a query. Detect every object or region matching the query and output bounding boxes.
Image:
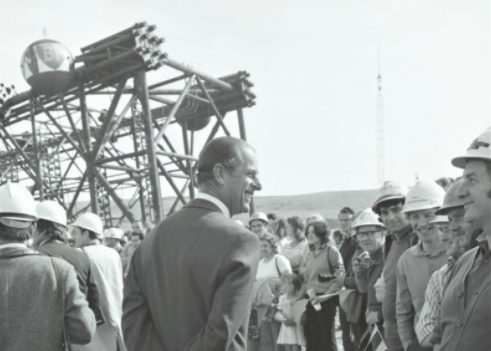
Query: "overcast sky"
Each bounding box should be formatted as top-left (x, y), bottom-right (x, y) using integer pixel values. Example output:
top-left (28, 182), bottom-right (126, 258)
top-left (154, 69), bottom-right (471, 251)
top-left (0, 0), bottom-right (489, 197)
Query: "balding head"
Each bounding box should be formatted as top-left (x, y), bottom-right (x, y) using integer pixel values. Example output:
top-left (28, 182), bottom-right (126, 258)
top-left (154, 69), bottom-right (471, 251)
top-left (196, 137), bottom-right (261, 216)
top-left (197, 137), bottom-right (255, 186)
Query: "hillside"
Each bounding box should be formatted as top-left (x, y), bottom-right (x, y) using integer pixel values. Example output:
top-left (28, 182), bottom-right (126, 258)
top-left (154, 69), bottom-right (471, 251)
top-left (73, 189), bottom-right (378, 230)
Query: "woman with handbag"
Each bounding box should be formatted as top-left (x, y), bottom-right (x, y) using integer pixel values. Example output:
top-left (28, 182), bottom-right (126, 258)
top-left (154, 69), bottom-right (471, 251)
top-left (302, 221), bottom-right (345, 351)
top-left (249, 234), bottom-right (292, 351)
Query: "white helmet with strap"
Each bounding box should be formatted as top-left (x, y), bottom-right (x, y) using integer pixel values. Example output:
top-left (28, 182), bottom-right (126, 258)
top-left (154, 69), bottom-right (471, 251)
top-left (72, 212), bottom-right (103, 236)
top-left (402, 180), bottom-right (445, 213)
top-left (372, 181), bottom-right (408, 213)
top-left (452, 127), bottom-right (491, 169)
top-left (0, 182), bottom-right (37, 228)
top-left (36, 200), bottom-right (67, 228)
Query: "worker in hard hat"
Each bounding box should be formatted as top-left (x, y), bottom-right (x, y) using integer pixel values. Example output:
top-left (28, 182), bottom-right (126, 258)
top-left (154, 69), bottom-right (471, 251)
top-left (372, 181), bottom-right (418, 351)
top-left (0, 182), bottom-right (95, 350)
top-left (435, 127), bottom-right (491, 351)
top-left (103, 228), bottom-right (125, 254)
top-left (249, 212), bottom-right (270, 238)
top-left (415, 179), bottom-right (471, 348)
top-left (396, 180), bottom-right (448, 351)
top-left (351, 209), bottom-right (386, 333)
top-left (71, 212), bottom-right (125, 351)
top-left (33, 200), bottom-right (103, 331)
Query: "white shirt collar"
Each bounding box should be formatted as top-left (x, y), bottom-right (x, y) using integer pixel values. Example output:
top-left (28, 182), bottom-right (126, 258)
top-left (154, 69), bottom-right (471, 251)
top-left (195, 192), bottom-right (231, 218)
top-left (0, 243), bottom-right (27, 250)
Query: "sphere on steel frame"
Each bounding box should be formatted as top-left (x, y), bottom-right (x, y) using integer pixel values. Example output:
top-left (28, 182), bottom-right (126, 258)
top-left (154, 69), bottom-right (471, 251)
top-left (177, 116), bottom-right (211, 131)
top-left (21, 39), bottom-right (74, 96)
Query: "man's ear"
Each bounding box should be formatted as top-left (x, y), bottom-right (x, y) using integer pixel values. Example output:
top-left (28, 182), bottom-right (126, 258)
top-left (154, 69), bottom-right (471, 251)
top-left (213, 163), bottom-right (226, 185)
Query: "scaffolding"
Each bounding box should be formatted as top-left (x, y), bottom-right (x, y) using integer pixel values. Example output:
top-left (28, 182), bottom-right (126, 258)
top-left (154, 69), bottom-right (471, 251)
top-left (0, 22), bottom-right (256, 227)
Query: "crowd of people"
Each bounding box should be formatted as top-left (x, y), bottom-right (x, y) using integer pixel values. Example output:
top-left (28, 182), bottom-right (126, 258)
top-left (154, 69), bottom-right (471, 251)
top-left (1, 127), bottom-right (490, 351)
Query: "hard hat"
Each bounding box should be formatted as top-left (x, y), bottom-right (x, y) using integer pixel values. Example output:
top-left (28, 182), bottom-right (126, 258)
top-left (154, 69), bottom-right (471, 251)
top-left (352, 208), bottom-right (385, 231)
top-left (372, 181), bottom-right (408, 213)
top-left (72, 212), bottom-right (103, 236)
top-left (36, 200), bottom-right (67, 227)
top-left (430, 215), bottom-right (450, 225)
top-left (249, 212), bottom-right (269, 225)
top-left (402, 180), bottom-right (445, 213)
top-left (0, 182), bottom-right (37, 228)
top-left (435, 178), bottom-right (466, 216)
top-left (103, 228), bottom-right (124, 240)
top-left (452, 127), bottom-right (491, 169)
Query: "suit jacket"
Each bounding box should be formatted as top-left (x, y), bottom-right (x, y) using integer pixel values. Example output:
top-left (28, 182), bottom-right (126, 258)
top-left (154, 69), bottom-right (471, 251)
top-left (0, 246), bottom-right (96, 351)
top-left (36, 241), bottom-right (101, 318)
top-left (123, 199), bottom-right (260, 351)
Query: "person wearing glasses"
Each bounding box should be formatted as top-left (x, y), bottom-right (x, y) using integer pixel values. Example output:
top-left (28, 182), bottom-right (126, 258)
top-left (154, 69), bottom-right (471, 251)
top-left (352, 209), bottom-right (386, 333)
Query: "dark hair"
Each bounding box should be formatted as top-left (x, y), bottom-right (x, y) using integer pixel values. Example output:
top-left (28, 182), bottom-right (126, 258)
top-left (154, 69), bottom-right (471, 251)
top-left (287, 216), bottom-right (306, 241)
top-left (0, 222), bottom-right (33, 242)
top-left (267, 213), bottom-right (277, 221)
top-left (87, 230), bottom-right (98, 240)
top-left (375, 198), bottom-right (405, 215)
top-left (339, 207), bottom-right (355, 216)
top-left (273, 219), bottom-right (286, 239)
top-left (436, 177), bottom-right (455, 189)
top-left (260, 234), bottom-right (280, 254)
top-left (130, 232), bottom-right (144, 240)
top-left (306, 221), bottom-right (332, 248)
top-left (37, 219), bottom-right (65, 242)
top-left (333, 230), bottom-right (345, 242)
top-left (196, 137), bottom-right (254, 186)
top-left (281, 273), bottom-right (302, 292)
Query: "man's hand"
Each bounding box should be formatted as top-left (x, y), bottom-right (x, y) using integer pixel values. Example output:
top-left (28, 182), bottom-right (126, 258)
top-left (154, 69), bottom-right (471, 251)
top-left (283, 319), bottom-right (296, 327)
top-left (351, 259), bottom-right (364, 275)
top-left (366, 311), bottom-right (380, 325)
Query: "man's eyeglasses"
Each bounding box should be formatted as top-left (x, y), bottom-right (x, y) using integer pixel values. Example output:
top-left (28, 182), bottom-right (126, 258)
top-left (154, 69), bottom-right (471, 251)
top-left (356, 231), bottom-right (385, 238)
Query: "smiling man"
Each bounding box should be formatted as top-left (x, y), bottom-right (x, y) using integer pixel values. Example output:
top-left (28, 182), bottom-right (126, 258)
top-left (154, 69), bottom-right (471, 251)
top-left (372, 181), bottom-right (417, 351)
top-left (395, 180), bottom-right (447, 351)
top-left (436, 127), bottom-right (491, 351)
top-left (123, 137), bottom-right (262, 351)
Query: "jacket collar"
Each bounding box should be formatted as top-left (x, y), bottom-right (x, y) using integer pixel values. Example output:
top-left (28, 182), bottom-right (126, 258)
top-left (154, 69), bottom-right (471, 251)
top-left (392, 224), bottom-right (414, 241)
top-left (0, 245), bottom-right (35, 259)
top-left (184, 197), bottom-right (230, 217)
top-left (194, 192), bottom-right (230, 218)
top-left (369, 247), bottom-right (384, 265)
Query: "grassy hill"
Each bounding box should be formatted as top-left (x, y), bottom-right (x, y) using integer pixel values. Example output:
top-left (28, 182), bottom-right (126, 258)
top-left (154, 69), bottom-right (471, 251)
top-left (74, 189), bottom-right (378, 230)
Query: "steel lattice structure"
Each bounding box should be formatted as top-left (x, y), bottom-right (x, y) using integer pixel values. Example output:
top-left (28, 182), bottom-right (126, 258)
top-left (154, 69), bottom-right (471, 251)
top-left (0, 22), bottom-right (256, 227)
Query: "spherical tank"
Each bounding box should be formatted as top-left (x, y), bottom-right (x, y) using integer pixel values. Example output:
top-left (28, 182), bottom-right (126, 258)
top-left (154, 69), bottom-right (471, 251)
top-left (21, 39), bottom-right (74, 95)
top-left (178, 116), bottom-right (211, 131)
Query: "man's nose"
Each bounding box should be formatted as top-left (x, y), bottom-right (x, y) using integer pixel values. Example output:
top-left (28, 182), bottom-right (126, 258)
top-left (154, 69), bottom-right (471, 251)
top-left (456, 180), bottom-right (469, 199)
top-left (253, 178), bottom-right (262, 191)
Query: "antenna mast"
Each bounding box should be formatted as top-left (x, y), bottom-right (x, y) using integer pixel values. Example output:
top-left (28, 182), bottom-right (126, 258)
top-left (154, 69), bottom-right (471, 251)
top-left (376, 45), bottom-right (385, 186)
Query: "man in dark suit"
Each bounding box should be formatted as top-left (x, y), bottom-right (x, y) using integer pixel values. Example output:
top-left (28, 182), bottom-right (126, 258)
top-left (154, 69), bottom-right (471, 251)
top-left (123, 136), bottom-right (262, 351)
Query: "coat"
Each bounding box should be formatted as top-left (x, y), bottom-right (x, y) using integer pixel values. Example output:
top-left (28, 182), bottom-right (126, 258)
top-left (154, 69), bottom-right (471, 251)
top-left (122, 198), bottom-right (260, 351)
top-left (0, 246), bottom-right (96, 351)
top-left (36, 240), bottom-right (102, 321)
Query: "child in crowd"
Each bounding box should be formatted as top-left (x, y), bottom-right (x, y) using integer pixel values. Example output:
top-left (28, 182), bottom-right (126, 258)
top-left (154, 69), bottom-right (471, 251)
top-left (276, 273), bottom-right (305, 351)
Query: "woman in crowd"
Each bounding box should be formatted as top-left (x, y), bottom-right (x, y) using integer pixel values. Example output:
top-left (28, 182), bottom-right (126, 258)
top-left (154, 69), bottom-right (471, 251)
top-left (249, 234), bottom-right (292, 351)
top-left (281, 216), bottom-right (309, 274)
top-left (302, 221), bottom-right (345, 351)
top-left (274, 218), bottom-right (288, 247)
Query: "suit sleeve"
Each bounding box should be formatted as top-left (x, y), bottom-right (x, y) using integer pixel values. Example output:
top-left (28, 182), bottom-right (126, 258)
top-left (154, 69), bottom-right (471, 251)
top-left (62, 264), bottom-right (96, 345)
top-left (184, 232), bottom-right (260, 351)
top-left (122, 247), bottom-right (166, 351)
top-left (396, 255), bottom-right (415, 350)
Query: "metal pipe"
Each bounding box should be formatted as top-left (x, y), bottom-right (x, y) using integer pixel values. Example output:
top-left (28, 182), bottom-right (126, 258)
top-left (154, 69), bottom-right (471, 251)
top-left (154, 75), bottom-right (195, 145)
top-left (134, 69), bottom-right (164, 221)
top-left (156, 150), bottom-right (198, 161)
top-left (30, 99), bottom-right (43, 200)
top-left (97, 164), bottom-right (139, 173)
top-left (148, 74), bottom-right (188, 89)
top-left (196, 77), bottom-right (231, 136)
top-left (81, 22), bottom-right (146, 51)
top-left (162, 58), bottom-right (233, 92)
top-left (94, 150), bottom-right (147, 165)
top-left (237, 108), bottom-right (247, 141)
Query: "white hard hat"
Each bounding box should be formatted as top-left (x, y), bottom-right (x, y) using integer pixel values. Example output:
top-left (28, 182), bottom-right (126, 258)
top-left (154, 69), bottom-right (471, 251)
top-left (430, 215), bottom-right (449, 225)
top-left (452, 127), bottom-right (491, 169)
top-left (352, 208), bottom-right (385, 231)
top-left (372, 181), bottom-right (408, 212)
top-left (36, 200), bottom-right (67, 227)
top-left (0, 182), bottom-right (37, 228)
top-left (402, 180), bottom-right (445, 213)
top-left (103, 228), bottom-right (124, 240)
top-left (72, 212), bottom-right (103, 236)
top-left (249, 212), bottom-right (269, 225)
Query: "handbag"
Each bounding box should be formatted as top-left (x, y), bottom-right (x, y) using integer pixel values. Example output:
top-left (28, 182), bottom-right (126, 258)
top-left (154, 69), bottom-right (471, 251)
top-left (51, 258), bottom-right (73, 351)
